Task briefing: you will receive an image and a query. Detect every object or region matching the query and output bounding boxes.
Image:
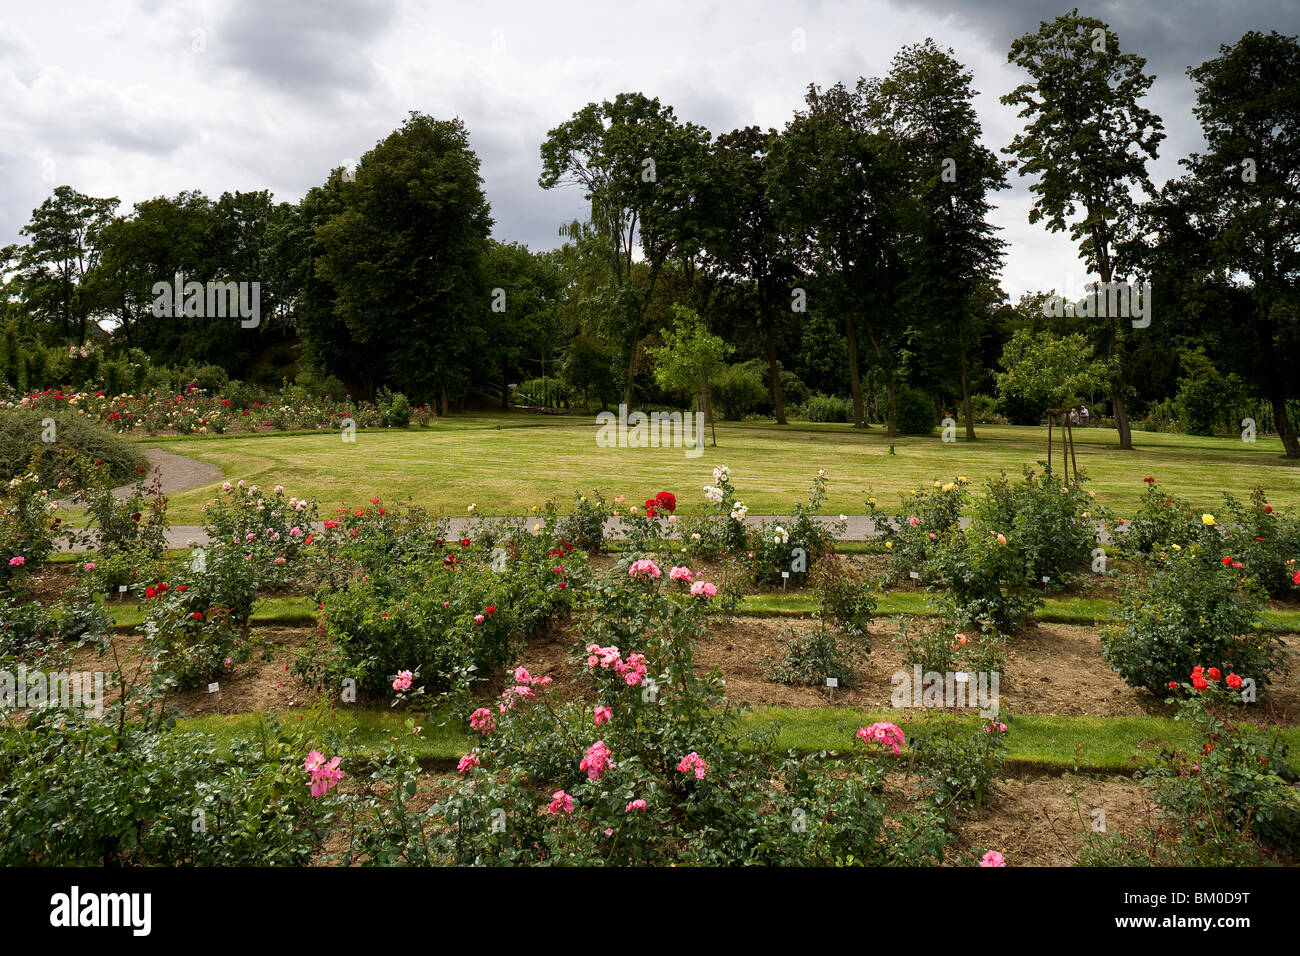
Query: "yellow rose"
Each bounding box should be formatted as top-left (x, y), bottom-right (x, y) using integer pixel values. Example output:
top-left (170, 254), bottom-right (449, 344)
top-left (885, 541), bottom-right (893, 549)
top-left (942, 483), bottom-right (955, 492)
top-left (1202, 514), bottom-right (1216, 526)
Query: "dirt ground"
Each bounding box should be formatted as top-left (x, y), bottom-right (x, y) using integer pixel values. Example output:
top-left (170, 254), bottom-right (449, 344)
top-left (507, 615), bottom-right (1300, 723)
top-left (952, 772), bottom-right (1153, 866)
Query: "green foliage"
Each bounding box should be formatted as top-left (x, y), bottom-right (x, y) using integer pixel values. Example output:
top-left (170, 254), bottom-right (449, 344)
top-left (0, 474), bottom-right (60, 586)
top-left (76, 468), bottom-right (169, 558)
top-left (557, 491), bottom-right (614, 552)
top-left (811, 554), bottom-right (876, 638)
top-left (980, 469), bottom-right (1100, 588)
top-left (712, 363), bottom-right (767, 419)
top-left (0, 407), bottom-right (148, 486)
top-left (996, 329), bottom-right (1113, 413)
top-left (296, 515), bottom-right (584, 700)
top-left (805, 393), bottom-right (850, 423)
top-left (765, 624), bottom-right (867, 689)
top-left (1082, 680), bottom-right (1300, 865)
top-left (0, 711), bottom-right (336, 865)
top-left (1176, 349), bottom-right (1238, 436)
top-left (894, 385), bottom-right (936, 435)
top-left (1101, 544), bottom-right (1283, 695)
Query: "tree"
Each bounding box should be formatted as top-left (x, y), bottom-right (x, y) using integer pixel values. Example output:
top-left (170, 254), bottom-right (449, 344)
top-left (317, 112), bottom-right (493, 410)
top-left (647, 304), bottom-right (729, 446)
top-left (481, 240), bottom-right (565, 408)
top-left (768, 81), bottom-right (909, 433)
top-left (877, 39), bottom-right (1009, 440)
top-left (996, 328), bottom-right (1114, 414)
top-left (539, 93), bottom-right (711, 407)
top-left (1167, 31), bottom-right (1300, 458)
top-left (12, 186), bottom-right (119, 344)
top-left (703, 126), bottom-right (800, 424)
top-left (1001, 9), bottom-right (1165, 450)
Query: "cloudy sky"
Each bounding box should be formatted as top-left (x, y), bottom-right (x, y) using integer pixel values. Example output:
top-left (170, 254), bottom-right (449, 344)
top-left (1, 0), bottom-right (1297, 302)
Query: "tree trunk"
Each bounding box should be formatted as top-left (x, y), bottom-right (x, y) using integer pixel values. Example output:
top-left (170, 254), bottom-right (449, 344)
top-left (885, 381), bottom-right (897, 441)
top-left (440, 385), bottom-right (449, 418)
top-left (845, 314), bottom-right (865, 429)
top-left (959, 322), bottom-right (975, 441)
top-left (764, 322), bottom-right (787, 425)
top-left (699, 370), bottom-right (717, 447)
top-left (622, 344), bottom-right (636, 409)
top-left (500, 359), bottom-right (510, 410)
top-left (1272, 395), bottom-right (1300, 459)
top-left (1113, 391), bottom-right (1132, 450)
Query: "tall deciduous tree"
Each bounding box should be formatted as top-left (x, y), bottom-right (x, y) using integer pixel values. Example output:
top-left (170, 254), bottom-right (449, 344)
top-left (768, 81), bottom-right (909, 433)
top-left (1168, 31), bottom-right (1300, 458)
top-left (1001, 9), bottom-right (1164, 450)
top-left (317, 112), bottom-right (493, 410)
top-left (13, 186), bottom-right (118, 344)
top-left (877, 39), bottom-right (1009, 440)
top-left (703, 126), bottom-right (799, 424)
top-left (539, 93), bottom-right (710, 407)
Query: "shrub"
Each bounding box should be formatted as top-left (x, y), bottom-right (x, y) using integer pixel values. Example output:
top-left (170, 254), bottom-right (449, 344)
top-left (980, 469), bottom-right (1100, 588)
top-left (894, 385), bottom-right (936, 435)
top-left (894, 616), bottom-right (1006, 678)
top-left (765, 624), bottom-right (868, 689)
top-left (876, 478), bottom-right (970, 585)
top-left (296, 515), bottom-right (584, 700)
top-left (0, 474), bottom-right (61, 587)
top-left (811, 554), bottom-right (876, 639)
top-left (76, 468), bottom-right (169, 557)
top-left (745, 470), bottom-right (840, 585)
top-left (1101, 545), bottom-right (1283, 695)
top-left (557, 491), bottom-right (614, 552)
top-left (1217, 488), bottom-right (1300, 599)
top-left (377, 388), bottom-right (411, 428)
top-left (0, 407), bottom-right (147, 485)
top-left (926, 516), bottom-right (1042, 634)
top-left (1082, 676), bottom-right (1299, 865)
top-left (712, 363), bottom-right (768, 420)
top-left (200, 481), bottom-right (318, 589)
top-left (1127, 478), bottom-right (1196, 553)
top-left (405, 558), bottom-right (953, 866)
top-left (0, 710), bottom-right (336, 865)
top-left (805, 394), bottom-right (850, 423)
top-left (911, 716), bottom-right (1009, 817)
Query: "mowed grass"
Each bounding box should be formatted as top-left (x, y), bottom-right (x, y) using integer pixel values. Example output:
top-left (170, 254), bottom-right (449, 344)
top-left (144, 412), bottom-right (1300, 524)
top-left (176, 706), bottom-right (1300, 773)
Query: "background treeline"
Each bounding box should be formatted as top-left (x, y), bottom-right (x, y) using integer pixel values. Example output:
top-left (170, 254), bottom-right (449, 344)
top-left (1, 15), bottom-right (1297, 454)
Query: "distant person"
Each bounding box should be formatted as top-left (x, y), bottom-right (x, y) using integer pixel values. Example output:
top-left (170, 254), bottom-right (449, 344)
top-left (1068, 407), bottom-right (1080, 425)
top-left (1080, 406), bottom-right (1090, 425)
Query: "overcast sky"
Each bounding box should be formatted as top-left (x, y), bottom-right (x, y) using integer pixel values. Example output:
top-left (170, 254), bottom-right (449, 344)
top-left (1, 0), bottom-right (1297, 303)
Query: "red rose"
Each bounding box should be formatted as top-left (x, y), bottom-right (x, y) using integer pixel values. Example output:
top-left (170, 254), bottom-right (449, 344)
top-left (1265, 506), bottom-right (1273, 514)
top-left (485, 605), bottom-right (496, 615)
top-left (558, 581), bottom-right (567, 589)
top-left (1226, 673), bottom-right (1242, 690)
top-left (145, 587), bottom-right (156, 599)
top-left (1192, 676), bottom-right (1209, 691)
top-left (1168, 681), bottom-right (1178, 690)
top-left (1143, 476), bottom-right (1154, 483)
top-left (177, 585), bottom-right (186, 592)
top-left (191, 612), bottom-right (203, 621)
top-left (371, 498), bottom-right (379, 505)
top-left (460, 538), bottom-right (471, 548)
top-left (1207, 667), bottom-right (1221, 681)
top-left (1221, 556), bottom-right (1233, 566)
top-left (655, 491), bottom-right (677, 513)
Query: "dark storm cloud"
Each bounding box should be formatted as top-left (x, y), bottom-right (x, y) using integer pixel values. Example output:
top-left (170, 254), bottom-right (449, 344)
top-left (215, 0), bottom-right (398, 99)
top-left (884, 0), bottom-right (1300, 80)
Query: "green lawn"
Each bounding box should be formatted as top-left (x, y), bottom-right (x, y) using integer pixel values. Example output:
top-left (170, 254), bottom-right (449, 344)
top-left (142, 413), bottom-right (1300, 524)
top-left (176, 706), bottom-right (1300, 774)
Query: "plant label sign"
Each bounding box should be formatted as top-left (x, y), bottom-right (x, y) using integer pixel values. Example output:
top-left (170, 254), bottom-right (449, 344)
top-left (908, 571), bottom-right (920, 580)
top-left (207, 682), bottom-right (220, 693)
top-left (954, 672), bottom-right (969, 683)
top-left (825, 677), bottom-right (839, 688)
